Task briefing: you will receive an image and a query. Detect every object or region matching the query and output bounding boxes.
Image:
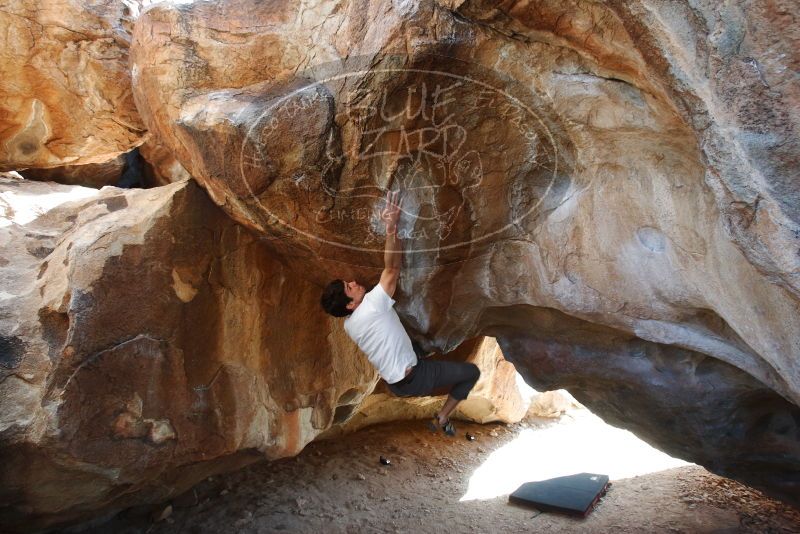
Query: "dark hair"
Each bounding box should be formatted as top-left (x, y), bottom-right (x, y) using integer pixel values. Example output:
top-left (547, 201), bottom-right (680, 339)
top-left (320, 279), bottom-right (353, 317)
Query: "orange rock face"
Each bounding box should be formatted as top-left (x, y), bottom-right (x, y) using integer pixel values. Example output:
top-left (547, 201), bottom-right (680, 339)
top-left (1, 0), bottom-right (799, 527)
top-left (19, 155), bottom-right (127, 188)
top-left (325, 337), bottom-right (531, 436)
top-left (129, 0), bottom-right (800, 506)
top-left (0, 178), bottom-right (376, 530)
top-left (139, 139), bottom-right (191, 186)
top-left (0, 0), bottom-right (145, 170)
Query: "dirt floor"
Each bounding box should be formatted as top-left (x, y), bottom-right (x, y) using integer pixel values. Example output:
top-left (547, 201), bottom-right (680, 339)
top-left (84, 410), bottom-right (800, 534)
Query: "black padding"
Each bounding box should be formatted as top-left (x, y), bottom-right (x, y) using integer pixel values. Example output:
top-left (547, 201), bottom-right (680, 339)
top-left (509, 473), bottom-right (610, 517)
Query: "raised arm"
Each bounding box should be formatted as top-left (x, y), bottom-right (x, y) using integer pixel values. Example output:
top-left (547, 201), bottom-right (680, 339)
top-left (379, 190), bottom-right (403, 297)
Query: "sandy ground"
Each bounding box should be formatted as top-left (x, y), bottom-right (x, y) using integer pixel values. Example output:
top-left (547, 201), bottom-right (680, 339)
top-left (82, 410), bottom-right (799, 534)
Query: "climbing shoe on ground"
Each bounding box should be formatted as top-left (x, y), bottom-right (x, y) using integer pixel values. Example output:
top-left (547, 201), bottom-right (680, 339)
top-left (427, 416), bottom-right (456, 436)
top-left (441, 420), bottom-right (456, 437)
top-left (427, 417), bottom-right (440, 433)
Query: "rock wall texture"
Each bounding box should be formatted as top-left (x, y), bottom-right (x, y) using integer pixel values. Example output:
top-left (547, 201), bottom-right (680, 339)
top-left (0, 0), bottom-right (146, 170)
top-left (527, 390), bottom-right (579, 419)
top-left (1, 0), bottom-right (798, 527)
top-left (18, 155), bottom-right (127, 188)
top-left (139, 139), bottom-right (191, 187)
top-left (0, 176), bottom-right (522, 530)
top-left (129, 0), bottom-right (800, 506)
top-left (0, 178), bottom-right (378, 530)
top-left (18, 143), bottom-right (190, 189)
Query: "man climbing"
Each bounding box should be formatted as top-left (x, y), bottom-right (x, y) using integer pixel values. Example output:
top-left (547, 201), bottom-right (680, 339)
top-left (320, 190), bottom-right (480, 436)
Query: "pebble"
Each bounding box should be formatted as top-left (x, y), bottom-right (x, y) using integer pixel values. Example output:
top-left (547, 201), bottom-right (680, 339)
top-left (356, 473), bottom-right (366, 481)
top-left (152, 505), bottom-right (172, 523)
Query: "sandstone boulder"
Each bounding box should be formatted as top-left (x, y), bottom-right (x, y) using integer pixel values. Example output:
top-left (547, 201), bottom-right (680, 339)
top-left (0, 178), bottom-right (377, 531)
top-left (129, 0), bottom-right (800, 505)
top-left (18, 143), bottom-right (191, 189)
top-left (19, 155), bottom-right (127, 188)
top-left (139, 140), bottom-right (191, 187)
top-left (0, 0), bottom-right (146, 170)
top-left (528, 390), bottom-right (579, 419)
top-left (324, 337), bottom-right (531, 436)
top-left (458, 337), bottom-right (532, 424)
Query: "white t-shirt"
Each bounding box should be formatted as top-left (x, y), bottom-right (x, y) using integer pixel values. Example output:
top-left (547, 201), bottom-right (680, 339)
top-left (343, 284), bottom-right (417, 384)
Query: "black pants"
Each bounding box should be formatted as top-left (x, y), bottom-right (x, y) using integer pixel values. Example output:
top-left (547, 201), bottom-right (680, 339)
top-left (387, 358), bottom-right (480, 401)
